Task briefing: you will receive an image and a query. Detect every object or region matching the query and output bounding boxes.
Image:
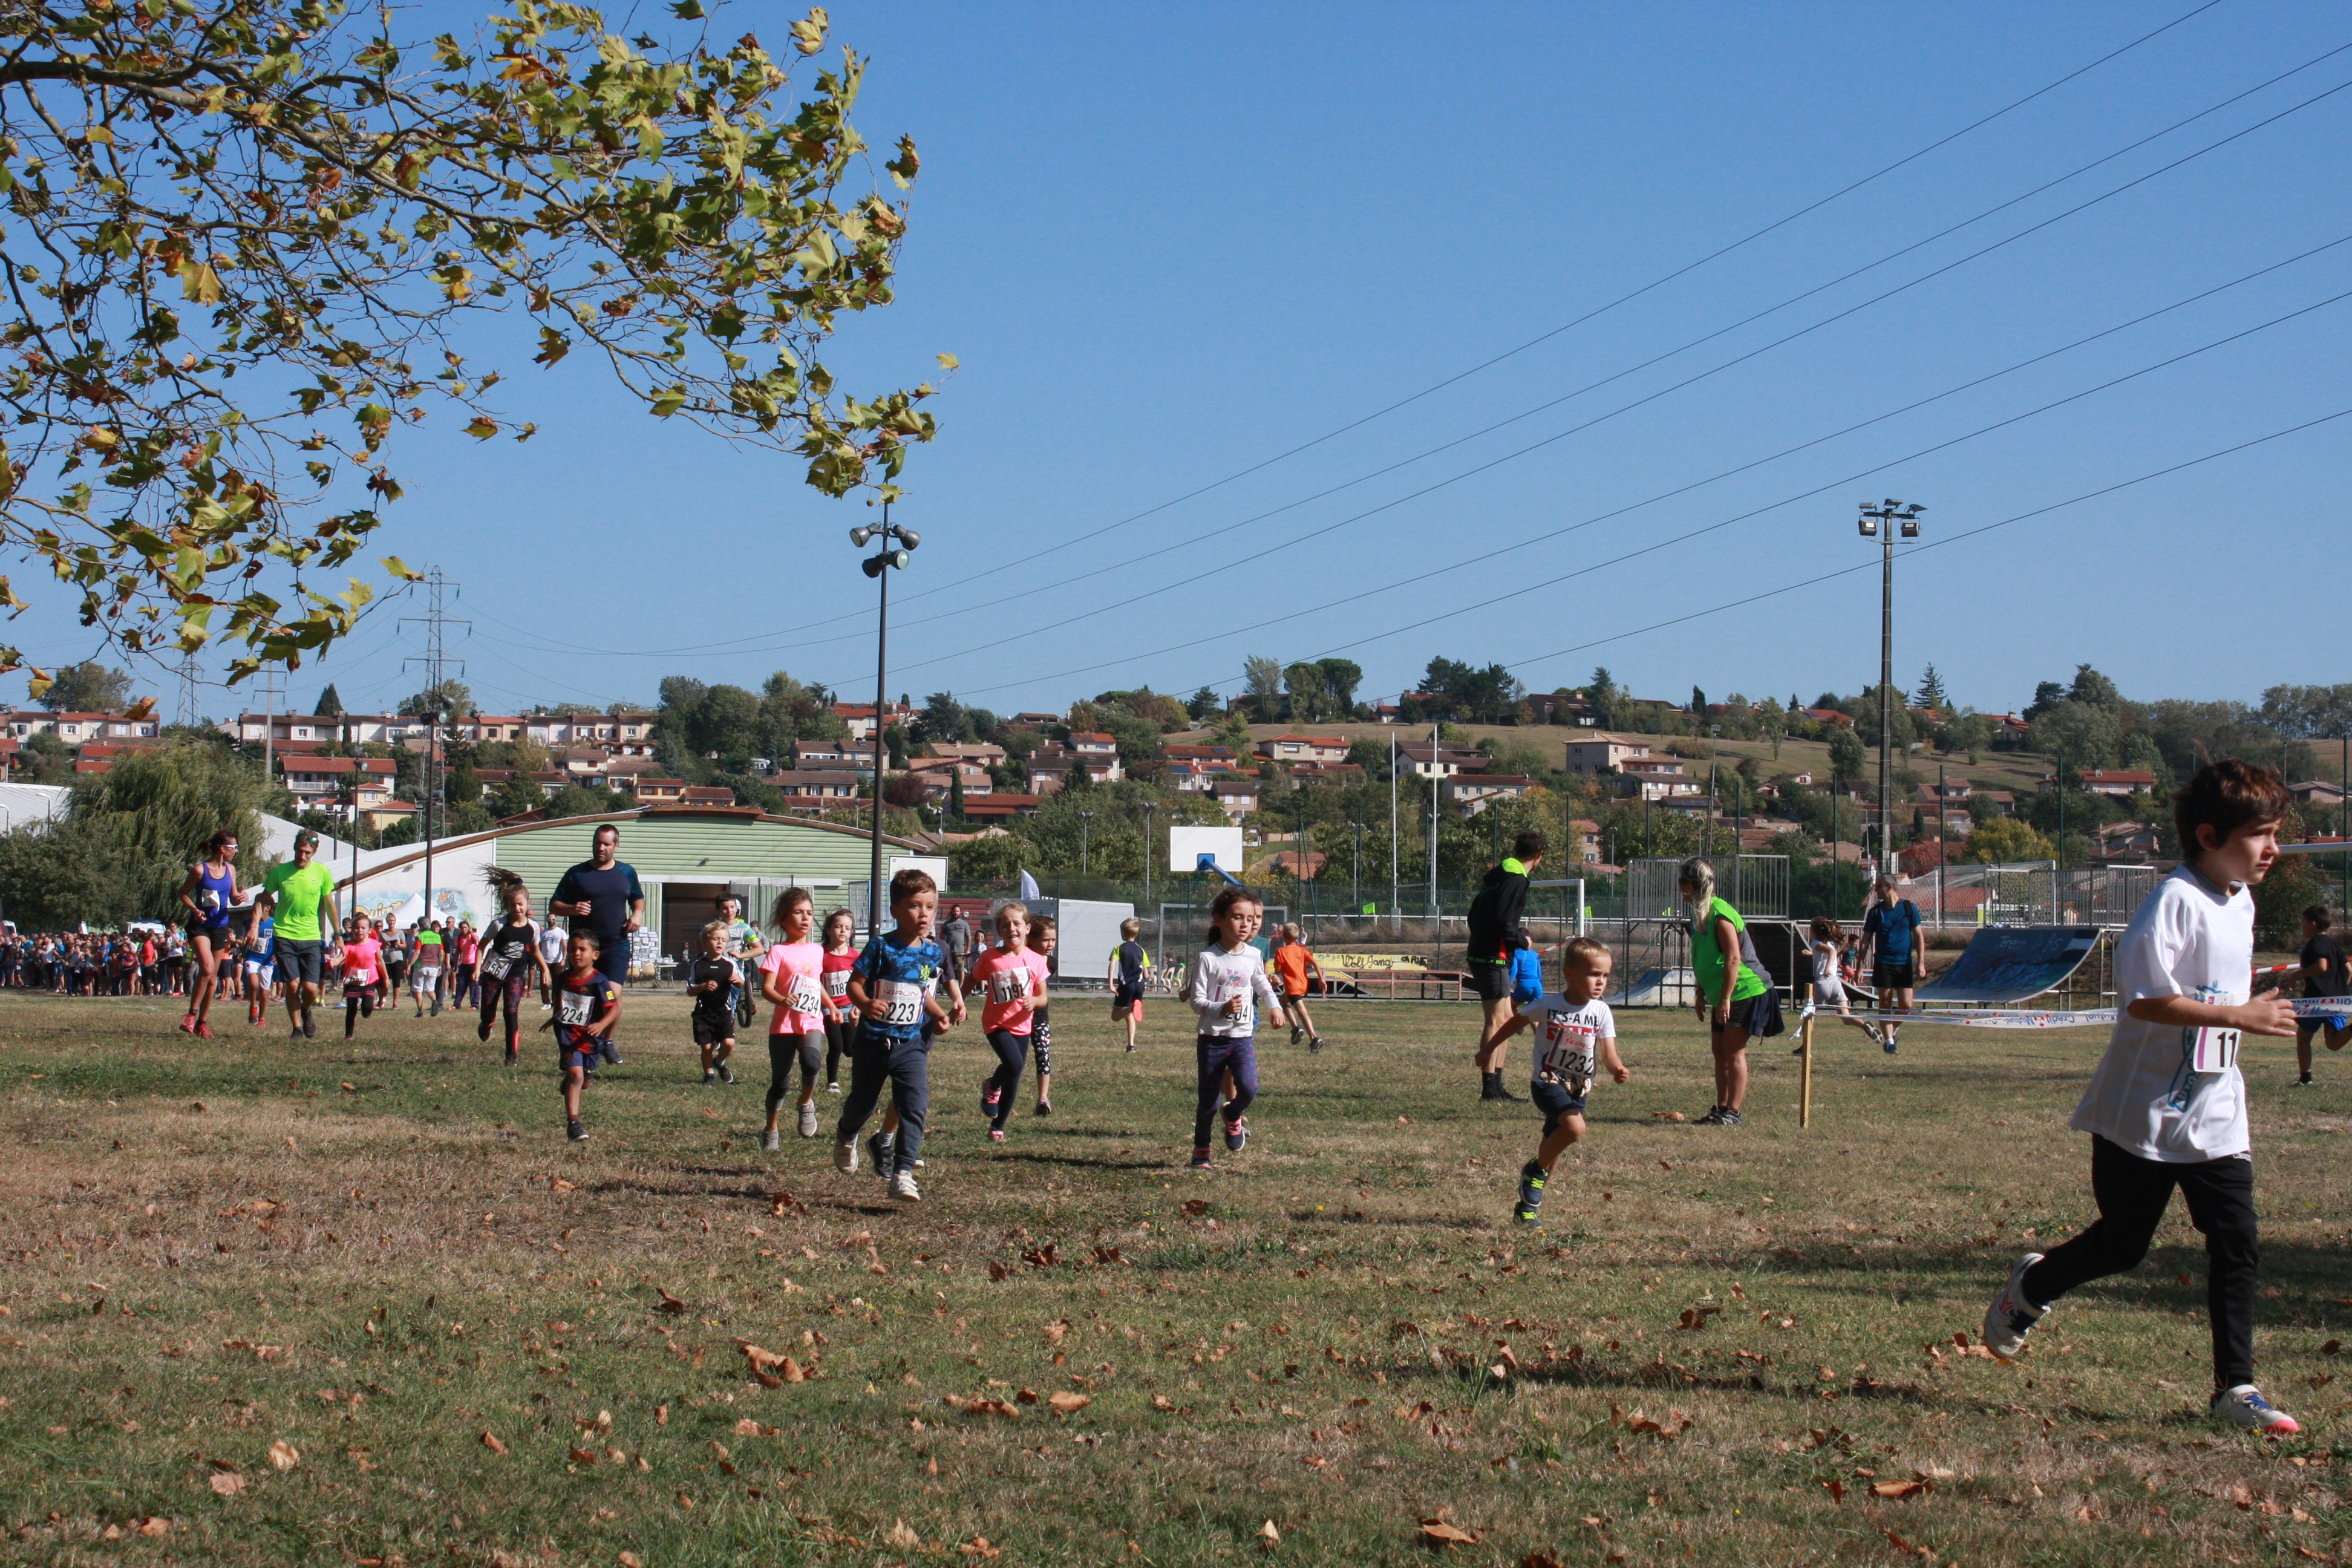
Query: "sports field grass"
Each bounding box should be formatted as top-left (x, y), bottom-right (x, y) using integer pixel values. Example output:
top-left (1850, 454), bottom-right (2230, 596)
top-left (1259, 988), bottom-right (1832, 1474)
top-left (4, 988), bottom-right (2350, 1566)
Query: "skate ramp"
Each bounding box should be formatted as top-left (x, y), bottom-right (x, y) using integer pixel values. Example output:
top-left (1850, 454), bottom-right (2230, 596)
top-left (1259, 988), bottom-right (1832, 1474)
top-left (1912, 927), bottom-right (2100, 1005)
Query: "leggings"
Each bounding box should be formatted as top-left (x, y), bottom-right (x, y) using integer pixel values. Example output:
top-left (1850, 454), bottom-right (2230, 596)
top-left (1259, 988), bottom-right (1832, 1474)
top-left (343, 989), bottom-right (376, 1036)
top-left (1032, 1005), bottom-right (1053, 1079)
top-left (824, 1014), bottom-right (854, 1083)
top-left (1193, 1033), bottom-right (1258, 1148)
top-left (2020, 1135), bottom-right (2258, 1389)
top-left (479, 971), bottom-right (529, 1051)
top-left (765, 1032), bottom-right (825, 1114)
top-left (984, 1028), bottom-right (1033, 1127)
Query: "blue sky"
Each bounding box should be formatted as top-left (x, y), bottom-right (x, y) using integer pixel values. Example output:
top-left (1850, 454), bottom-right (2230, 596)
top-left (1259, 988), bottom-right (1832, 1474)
top-left (11, 1), bottom-right (2350, 722)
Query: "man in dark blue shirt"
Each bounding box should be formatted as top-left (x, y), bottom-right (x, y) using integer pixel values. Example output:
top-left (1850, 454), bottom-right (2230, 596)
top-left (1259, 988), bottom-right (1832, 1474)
top-left (549, 822), bottom-right (644, 1067)
top-left (1861, 873), bottom-right (1921, 1056)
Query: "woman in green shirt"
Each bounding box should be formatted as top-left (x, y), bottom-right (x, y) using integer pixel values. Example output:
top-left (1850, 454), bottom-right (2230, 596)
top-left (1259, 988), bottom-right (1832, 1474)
top-left (1679, 857), bottom-right (1783, 1127)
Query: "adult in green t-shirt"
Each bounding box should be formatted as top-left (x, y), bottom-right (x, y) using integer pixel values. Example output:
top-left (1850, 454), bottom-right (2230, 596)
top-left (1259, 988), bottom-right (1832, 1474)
top-left (250, 829), bottom-right (338, 1040)
top-left (1678, 856), bottom-right (1783, 1128)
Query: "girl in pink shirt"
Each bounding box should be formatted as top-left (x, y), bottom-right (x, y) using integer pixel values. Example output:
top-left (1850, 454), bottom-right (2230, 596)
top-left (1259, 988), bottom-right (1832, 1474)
top-left (757, 888), bottom-right (831, 1149)
top-left (341, 915), bottom-right (385, 1040)
top-left (968, 901), bottom-right (1051, 1143)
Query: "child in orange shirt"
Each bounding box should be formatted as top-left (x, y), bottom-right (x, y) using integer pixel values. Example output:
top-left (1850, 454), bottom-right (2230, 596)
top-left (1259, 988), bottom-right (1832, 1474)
top-left (1271, 924), bottom-right (1325, 1053)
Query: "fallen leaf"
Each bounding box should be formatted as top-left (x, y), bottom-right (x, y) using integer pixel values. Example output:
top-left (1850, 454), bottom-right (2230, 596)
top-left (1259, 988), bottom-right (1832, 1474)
top-left (480, 1431), bottom-right (508, 1455)
top-left (1650, 1111), bottom-right (1688, 1123)
top-left (207, 1471), bottom-right (246, 1497)
top-left (1048, 1391), bottom-right (1091, 1414)
top-left (1181, 1199), bottom-right (1210, 1217)
top-left (1150, 1394), bottom-right (1177, 1412)
top-left (1823, 1478), bottom-right (1845, 1502)
top-left (569, 1446), bottom-right (598, 1466)
top-left (1259, 1518), bottom-right (1281, 1548)
top-left (656, 1289), bottom-right (688, 1315)
top-left (1419, 1518), bottom-right (1481, 1548)
top-left (733, 1417), bottom-right (765, 1437)
top-left (885, 1520), bottom-right (922, 1550)
top-left (136, 1518), bottom-right (169, 1538)
top-left (267, 1439), bottom-right (299, 1471)
top-left (621, 1555), bottom-right (644, 1567)
top-left (1872, 1480), bottom-right (1930, 1500)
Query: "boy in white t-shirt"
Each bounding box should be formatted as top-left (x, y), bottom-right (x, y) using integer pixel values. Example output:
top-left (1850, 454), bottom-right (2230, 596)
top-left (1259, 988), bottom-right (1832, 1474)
top-left (1480, 937), bottom-right (1628, 1226)
top-left (1982, 759), bottom-right (2301, 1435)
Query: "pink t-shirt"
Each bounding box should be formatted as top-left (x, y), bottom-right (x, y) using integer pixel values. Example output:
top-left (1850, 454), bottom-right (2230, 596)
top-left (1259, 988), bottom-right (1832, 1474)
top-left (760, 941), bottom-right (828, 1036)
top-left (969, 946), bottom-right (1048, 1035)
top-left (341, 937), bottom-right (382, 987)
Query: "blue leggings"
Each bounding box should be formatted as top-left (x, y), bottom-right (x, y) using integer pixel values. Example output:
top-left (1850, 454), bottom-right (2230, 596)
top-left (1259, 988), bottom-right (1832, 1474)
top-left (1193, 1033), bottom-right (1258, 1148)
top-left (984, 1028), bottom-right (1034, 1127)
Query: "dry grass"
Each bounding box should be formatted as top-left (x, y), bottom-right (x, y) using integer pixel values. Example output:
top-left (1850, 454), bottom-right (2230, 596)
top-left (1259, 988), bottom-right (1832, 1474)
top-left (2, 988), bottom-right (2348, 1566)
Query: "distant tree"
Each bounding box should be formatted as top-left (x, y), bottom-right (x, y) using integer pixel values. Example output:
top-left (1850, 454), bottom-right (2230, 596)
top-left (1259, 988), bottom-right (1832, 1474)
top-left (2068, 664), bottom-right (2124, 711)
top-left (1967, 816), bottom-right (2057, 864)
top-left (949, 769), bottom-right (967, 823)
top-left (486, 774), bottom-right (547, 822)
top-left (34, 661), bottom-right (134, 713)
top-left (915, 693), bottom-right (975, 748)
top-left (2024, 681), bottom-right (2069, 723)
top-left (881, 773), bottom-right (930, 811)
top-left (398, 679), bottom-right (473, 719)
top-left (2030, 701), bottom-right (2122, 771)
top-left (315, 684), bottom-right (345, 717)
top-left (1243, 656), bottom-right (1286, 711)
top-left (1690, 685), bottom-right (1707, 716)
top-left (1913, 664), bottom-right (1949, 711)
top-left (1828, 727), bottom-right (1868, 781)
top-left (659, 676), bottom-right (710, 714)
top-left (1186, 687), bottom-right (1224, 724)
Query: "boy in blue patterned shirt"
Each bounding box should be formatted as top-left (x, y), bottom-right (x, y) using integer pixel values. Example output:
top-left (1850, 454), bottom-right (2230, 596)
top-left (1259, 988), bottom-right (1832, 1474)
top-left (834, 868), bottom-right (965, 1201)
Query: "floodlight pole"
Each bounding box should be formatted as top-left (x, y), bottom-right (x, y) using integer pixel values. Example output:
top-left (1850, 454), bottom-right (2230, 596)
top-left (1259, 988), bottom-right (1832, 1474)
top-left (856, 498), bottom-right (920, 940)
top-left (1858, 500), bottom-right (1922, 877)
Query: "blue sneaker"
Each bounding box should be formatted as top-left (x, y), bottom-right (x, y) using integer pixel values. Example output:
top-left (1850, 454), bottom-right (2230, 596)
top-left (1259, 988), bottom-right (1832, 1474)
top-left (1224, 1117), bottom-right (1248, 1154)
top-left (1515, 1160), bottom-right (1547, 1224)
top-left (982, 1083), bottom-right (1001, 1119)
top-left (2211, 1383), bottom-right (2300, 1436)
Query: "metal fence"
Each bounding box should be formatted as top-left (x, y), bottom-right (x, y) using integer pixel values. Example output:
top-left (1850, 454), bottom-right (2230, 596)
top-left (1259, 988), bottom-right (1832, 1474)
top-left (1627, 855), bottom-right (1789, 920)
top-left (1918, 862), bottom-right (2154, 929)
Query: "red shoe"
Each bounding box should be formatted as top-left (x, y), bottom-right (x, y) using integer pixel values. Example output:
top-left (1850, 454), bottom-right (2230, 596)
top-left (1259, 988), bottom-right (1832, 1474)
top-left (195, 1021), bottom-right (216, 1040)
top-left (176, 1016), bottom-right (196, 1035)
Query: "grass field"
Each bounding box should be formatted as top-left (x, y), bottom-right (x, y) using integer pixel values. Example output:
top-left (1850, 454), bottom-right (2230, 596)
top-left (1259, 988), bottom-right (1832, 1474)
top-left (5, 987), bottom-right (2351, 1566)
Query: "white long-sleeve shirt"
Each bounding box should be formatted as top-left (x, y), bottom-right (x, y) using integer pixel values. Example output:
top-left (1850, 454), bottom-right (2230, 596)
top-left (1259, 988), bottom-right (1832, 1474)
top-left (1187, 942), bottom-right (1279, 1038)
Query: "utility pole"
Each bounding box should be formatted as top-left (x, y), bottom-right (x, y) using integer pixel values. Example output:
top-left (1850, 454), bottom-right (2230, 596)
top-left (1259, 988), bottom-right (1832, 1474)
top-left (1857, 500), bottom-right (1922, 877)
top-left (261, 665), bottom-right (276, 794)
top-left (401, 567), bottom-right (467, 932)
top-left (1078, 810), bottom-right (1094, 877)
top-left (1350, 819), bottom-right (1364, 915)
top-left (1142, 799), bottom-right (1158, 929)
top-left (1389, 732), bottom-right (1400, 934)
top-left (1425, 725), bottom-right (1439, 923)
top-left (176, 650), bottom-right (200, 730)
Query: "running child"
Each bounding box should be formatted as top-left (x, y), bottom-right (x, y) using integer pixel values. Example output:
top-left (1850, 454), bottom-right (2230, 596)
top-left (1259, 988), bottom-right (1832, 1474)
top-left (537, 917), bottom-right (567, 1009)
top-left (339, 915), bottom-right (385, 1040)
top-left (972, 901), bottom-right (1050, 1142)
top-left (1796, 916), bottom-right (1881, 1052)
top-left (1272, 923), bottom-right (1326, 1053)
top-left (757, 888), bottom-right (830, 1149)
top-left (382, 919), bottom-right (408, 1003)
top-left (2291, 904), bottom-right (2350, 1085)
top-left (1108, 917), bottom-right (1152, 1053)
top-left (1509, 934), bottom-right (1545, 1011)
top-left (1481, 937), bottom-right (1628, 1226)
top-left (174, 828), bottom-right (243, 1038)
top-left (1981, 758), bottom-right (2301, 1434)
top-left (543, 929), bottom-right (622, 1143)
top-left (834, 868), bottom-right (962, 1202)
top-left (242, 912), bottom-right (277, 1027)
top-left (819, 908), bottom-right (857, 1091)
top-left (1027, 913), bottom-right (1059, 1114)
top-left (686, 921), bottom-right (739, 1086)
top-left (474, 871), bottom-right (552, 1066)
top-left (1184, 887), bottom-right (1285, 1172)
top-left (410, 921), bottom-right (444, 1016)
top-left (717, 892), bottom-right (765, 1031)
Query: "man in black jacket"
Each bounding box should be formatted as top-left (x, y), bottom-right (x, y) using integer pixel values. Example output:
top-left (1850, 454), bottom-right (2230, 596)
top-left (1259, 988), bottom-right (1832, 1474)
top-left (1466, 829), bottom-right (1544, 1100)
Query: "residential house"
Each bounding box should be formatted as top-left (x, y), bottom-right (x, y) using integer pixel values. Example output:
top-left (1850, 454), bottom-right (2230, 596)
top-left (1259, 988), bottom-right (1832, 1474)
top-left (636, 777), bottom-right (688, 805)
top-left (1255, 734), bottom-right (1350, 765)
top-left (278, 756), bottom-right (399, 812)
top-left (1262, 850), bottom-right (1328, 881)
top-left (2096, 820), bottom-right (2163, 859)
top-left (2044, 769), bottom-right (2157, 799)
top-left (907, 757), bottom-right (993, 799)
top-left (1561, 734), bottom-right (1657, 776)
top-left (1524, 692), bottom-right (1600, 726)
top-left (1067, 731), bottom-right (1124, 780)
top-left (791, 737), bottom-right (851, 768)
top-left (1164, 762), bottom-right (1216, 794)
top-left (1801, 707), bottom-right (1857, 730)
top-left (1397, 742), bottom-right (1488, 780)
top-left (1282, 760), bottom-right (1367, 787)
top-left (1616, 756), bottom-right (1704, 800)
top-left (1209, 777), bottom-right (1261, 820)
top-left (2289, 780), bottom-right (2347, 808)
top-left (959, 793), bottom-right (1044, 825)
top-left (1996, 713), bottom-right (2033, 740)
top-left (677, 785), bottom-right (737, 807)
top-left (1567, 818), bottom-right (1602, 864)
top-left (1009, 711), bottom-right (1062, 728)
top-left (832, 701), bottom-right (911, 742)
top-left (11, 710), bottom-right (162, 742)
top-left (922, 741), bottom-right (1007, 768)
top-left (1445, 774), bottom-right (1535, 815)
top-left (1916, 779), bottom-right (1973, 803)
top-left (770, 770), bottom-right (861, 808)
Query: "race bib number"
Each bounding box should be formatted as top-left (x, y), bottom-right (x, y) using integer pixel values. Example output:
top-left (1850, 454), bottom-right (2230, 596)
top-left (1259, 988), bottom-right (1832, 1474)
top-left (786, 973), bottom-right (825, 1015)
top-left (822, 969), bottom-right (851, 999)
top-left (988, 968), bottom-right (1030, 1006)
top-left (2190, 1024), bottom-right (2239, 1074)
top-left (481, 950), bottom-right (512, 981)
top-left (878, 979), bottom-right (924, 1028)
top-left (558, 989), bottom-right (593, 1027)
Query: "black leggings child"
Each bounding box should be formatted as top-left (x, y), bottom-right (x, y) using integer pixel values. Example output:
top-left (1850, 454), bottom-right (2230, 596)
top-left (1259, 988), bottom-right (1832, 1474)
top-left (343, 988), bottom-right (376, 1038)
top-left (766, 1031), bottom-right (823, 1115)
top-left (823, 1013), bottom-right (853, 1085)
top-left (479, 971), bottom-right (529, 1055)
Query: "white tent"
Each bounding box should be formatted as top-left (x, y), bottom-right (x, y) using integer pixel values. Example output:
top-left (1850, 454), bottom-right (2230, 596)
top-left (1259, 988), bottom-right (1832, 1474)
top-left (387, 892), bottom-right (427, 929)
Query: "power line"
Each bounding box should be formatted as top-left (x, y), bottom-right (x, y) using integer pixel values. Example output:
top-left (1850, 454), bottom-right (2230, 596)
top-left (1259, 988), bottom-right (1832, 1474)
top-left (941, 283), bottom-right (2352, 701)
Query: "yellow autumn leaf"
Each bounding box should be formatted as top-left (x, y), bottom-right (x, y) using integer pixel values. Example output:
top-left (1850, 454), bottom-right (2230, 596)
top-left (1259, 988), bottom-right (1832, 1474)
top-left (181, 263), bottom-right (223, 305)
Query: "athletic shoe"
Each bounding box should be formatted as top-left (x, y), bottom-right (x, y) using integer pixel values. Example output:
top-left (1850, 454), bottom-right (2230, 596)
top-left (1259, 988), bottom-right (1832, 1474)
top-left (1491, 1080), bottom-right (1523, 1103)
top-left (2295, 1074), bottom-right (2315, 1087)
top-left (981, 1085), bottom-right (1001, 1119)
top-left (702, 1069), bottom-right (716, 1086)
top-left (1693, 1105), bottom-right (1725, 1125)
top-left (1480, 1073), bottom-right (1508, 1102)
top-left (414, 1008), bottom-right (425, 1018)
top-left (1882, 1028), bottom-right (1899, 1056)
top-left (889, 1169), bottom-right (921, 1202)
top-left (1714, 1107), bottom-right (1743, 1127)
top-left (1981, 1251), bottom-right (2050, 1361)
top-left (429, 999), bottom-right (440, 1018)
top-left (826, 1081), bottom-right (841, 1094)
top-left (1861, 1021), bottom-right (1884, 1048)
top-left (1033, 1100), bottom-right (1052, 1117)
top-left (301, 1011), bottom-right (316, 1040)
top-left (503, 1047), bottom-right (518, 1067)
top-left (1190, 1149), bottom-right (1213, 1171)
top-left (1309, 1036), bottom-right (1324, 1054)
top-left (832, 1139), bottom-right (858, 1174)
top-left (1224, 1117), bottom-right (1249, 1154)
top-left (761, 1129), bottom-right (782, 1154)
top-left (601, 1050), bottom-right (624, 1067)
top-left (290, 1022), bottom-right (305, 1040)
top-left (1516, 1159), bottom-right (1547, 1218)
top-left (477, 1020), bottom-right (492, 1044)
top-left (566, 1119), bottom-right (589, 1143)
top-left (2212, 1384), bottom-right (2299, 1436)
top-left (866, 1131), bottom-right (893, 1180)
top-left (1290, 1025), bottom-right (1304, 1045)
top-left (989, 1128), bottom-right (1007, 1143)
top-left (195, 1021), bottom-right (215, 1040)
top-left (177, 1016), bottom-right (195, 1036)
top-left (798, 1102), bottom-right (818, 1139)
top-left (716, 1062), bottom-right (734, 1085)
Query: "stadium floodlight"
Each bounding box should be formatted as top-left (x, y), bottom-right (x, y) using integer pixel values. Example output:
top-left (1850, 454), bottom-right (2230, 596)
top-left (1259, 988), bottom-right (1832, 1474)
top-left (849, 524), bottom-right (876, 546)
top-left (893, 528), bottom-right (920, 550)
top-left (1858, 513), bottom-right (1878, 537)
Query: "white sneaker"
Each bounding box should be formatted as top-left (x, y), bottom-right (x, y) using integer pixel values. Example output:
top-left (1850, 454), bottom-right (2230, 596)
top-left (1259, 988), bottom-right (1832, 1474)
top-left (889, 1169), bottom-right (921, 1202)
top-left (798, 1102), bottom-right (818, 1138)
top-left (1982, 1251), bottom-right (2049, 1361)
top-left (832, 1138), bottom-right (858, 1174)
top-left (760, 1129), bottom-right (782, 1154)
top-left (2212, 1384), bottom-right (2299, 1436)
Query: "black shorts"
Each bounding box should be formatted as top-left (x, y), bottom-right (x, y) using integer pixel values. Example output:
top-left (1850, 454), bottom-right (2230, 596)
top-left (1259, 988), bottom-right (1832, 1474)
top-left (593, 941), bottom-right (632, 988)
top-left (274, 937), bottom-right (325, 987)
top-left (1530, 1075), bottom-right (1589, 1135)
top-left (1719, 988), bottom-right (1785, 1039)
top-left (692, 1011), bottom-right (734, 1047)
top-left (1466, 960), bottom-right (1513, 1002)
top-left (1112, 984), bottom-right (1145, 1019)
top-left (1872, 960), bottom-right (1916, 991)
